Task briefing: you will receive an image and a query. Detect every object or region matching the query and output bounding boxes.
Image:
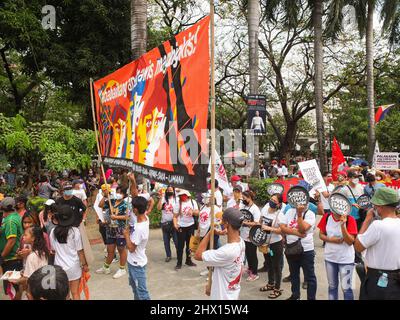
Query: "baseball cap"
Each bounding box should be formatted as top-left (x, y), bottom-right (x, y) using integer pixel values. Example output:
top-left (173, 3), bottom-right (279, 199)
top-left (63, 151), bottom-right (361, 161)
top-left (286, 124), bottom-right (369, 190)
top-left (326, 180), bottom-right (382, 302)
top-left (0, 197), bottom-right (15, 211)
top-left (233, 185), bottom-right (243, 192)
top-left (44, 199), bottom-right (56, 206)
top-left (231, 175), bottom-right (241, 182)
top-left (222, 208), bottom-right (244, 229)
top-left (371, 187), bottom-right (399, 206)
top-left (63, 182), bottom-right (73, 190)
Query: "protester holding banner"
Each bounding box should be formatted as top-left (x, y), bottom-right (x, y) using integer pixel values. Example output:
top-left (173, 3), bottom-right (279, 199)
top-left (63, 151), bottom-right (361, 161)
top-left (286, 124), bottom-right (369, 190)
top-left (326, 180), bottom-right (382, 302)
top-left (279, 196), bottom-right (317, 300)
top-left (355, 187), bottom-right (400, 300)
top-left (318, 203), bottom-right (358, 300)
top-left (173, 190), bottom-right (199, 270)
top-left (259, 194), bottom-right (285, 298)
top-left (157, 186), bottom-right (178, 263)
top-left (240, 190), bottom-right (261, 282)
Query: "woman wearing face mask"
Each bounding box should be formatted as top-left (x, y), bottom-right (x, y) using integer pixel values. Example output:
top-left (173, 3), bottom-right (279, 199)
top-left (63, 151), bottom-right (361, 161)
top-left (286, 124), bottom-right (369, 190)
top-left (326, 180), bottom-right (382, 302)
top-left (241, 190), bottom-right (261, 282)
top-left (157, 186), bottom-right (178, 262)
top-left (96, 186), bottom-right (128, 279)
top-left (173, 190), bottom-right (199, 270)
top-left (259, 194), bottom-right (285, 298)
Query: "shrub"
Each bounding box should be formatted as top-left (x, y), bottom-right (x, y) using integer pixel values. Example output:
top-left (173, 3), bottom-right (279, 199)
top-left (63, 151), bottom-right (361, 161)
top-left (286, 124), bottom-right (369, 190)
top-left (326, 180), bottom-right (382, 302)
top-left (27, 196), bottom-right (47, 215)
top-left (247, 177), bottom-right (277, 207)
top-left (148, 205), bottom-right (161, 229)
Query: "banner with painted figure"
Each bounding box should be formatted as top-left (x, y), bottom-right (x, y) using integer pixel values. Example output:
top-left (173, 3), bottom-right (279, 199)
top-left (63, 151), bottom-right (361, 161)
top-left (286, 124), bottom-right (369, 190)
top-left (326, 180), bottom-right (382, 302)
top-left (93, 17), bottom-right (210, 192)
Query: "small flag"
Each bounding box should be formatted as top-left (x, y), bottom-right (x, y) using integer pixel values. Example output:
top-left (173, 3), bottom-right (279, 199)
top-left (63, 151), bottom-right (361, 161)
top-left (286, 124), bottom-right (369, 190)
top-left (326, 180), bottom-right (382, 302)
top-left (332, 137), bottom-right (346, 181)
top-left (375, 104), bottom-right (395, 124)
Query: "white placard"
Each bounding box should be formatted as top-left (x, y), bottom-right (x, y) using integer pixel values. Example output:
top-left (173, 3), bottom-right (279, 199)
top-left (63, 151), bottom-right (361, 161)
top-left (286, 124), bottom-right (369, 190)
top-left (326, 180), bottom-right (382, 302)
top-left (298, 159), bottom-right (327, 192)
top-left (375, 152), bottom-right (399, 170)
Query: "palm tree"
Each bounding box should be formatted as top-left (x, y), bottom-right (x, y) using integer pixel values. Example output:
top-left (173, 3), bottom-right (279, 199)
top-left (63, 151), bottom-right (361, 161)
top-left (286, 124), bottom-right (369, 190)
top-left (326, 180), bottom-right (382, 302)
top-left (247, 0), bottom-right (261, 177)
top-left (131, 0), bottom-right (148, 60)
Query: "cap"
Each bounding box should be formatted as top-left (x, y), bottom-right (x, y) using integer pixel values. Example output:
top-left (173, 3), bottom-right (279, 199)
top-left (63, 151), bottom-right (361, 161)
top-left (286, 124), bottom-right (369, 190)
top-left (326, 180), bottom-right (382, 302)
top-left (54, 205), bottom-right (75, 227)
top-left (371, 187), bottom-right (399, 206)
top-left (231, 175), bottom-right (241, 182)
top-left (271, 160), bottom-right (278, 165)
top-left (222, 208), bottom-right (243, 229)
top-left (0, 197), bottom-right (15, 211)
top-left (347, 171), bottom-right (362, 178)
top-left (44, 199), bottom-right (56, 206)
top-left (177, 189), bottom-right (191, 197)
top-left (63, 182), bottom-right (73, 190)
top-left (233, 185), bottom-right (243, 192)
top-left (72, 179), bottom-right (81, 186)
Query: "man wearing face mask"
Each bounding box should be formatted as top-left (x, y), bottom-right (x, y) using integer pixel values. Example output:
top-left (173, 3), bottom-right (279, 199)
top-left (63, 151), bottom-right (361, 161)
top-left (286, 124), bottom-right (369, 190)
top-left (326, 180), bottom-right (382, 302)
top-left (56, 182), bottom-right (86, 227)
top-left (355, 187), bottom-right (400, 300)
top-left (364, 173), bottom-right (385, 198)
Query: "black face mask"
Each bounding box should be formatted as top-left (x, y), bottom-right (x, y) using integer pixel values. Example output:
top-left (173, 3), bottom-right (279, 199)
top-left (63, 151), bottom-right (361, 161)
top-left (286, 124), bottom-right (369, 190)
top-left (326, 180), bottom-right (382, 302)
top-left (166, 192), bottom-right (174, 198)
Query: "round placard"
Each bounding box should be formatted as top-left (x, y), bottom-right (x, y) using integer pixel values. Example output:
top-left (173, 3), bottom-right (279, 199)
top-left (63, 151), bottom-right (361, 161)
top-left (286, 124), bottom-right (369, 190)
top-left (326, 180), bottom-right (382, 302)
top-left (329, 193), bottom-right (352, 216)
top-left (357, 194), bottom-right (372, 210)
top-left (267, 183), bottom-right (284, 196)
top-left (240, 209), bottom-right (254, 222)
top-left (287, 186), bottom-right (310, 208)
top-left (249, 225), bottom-right (268, 246)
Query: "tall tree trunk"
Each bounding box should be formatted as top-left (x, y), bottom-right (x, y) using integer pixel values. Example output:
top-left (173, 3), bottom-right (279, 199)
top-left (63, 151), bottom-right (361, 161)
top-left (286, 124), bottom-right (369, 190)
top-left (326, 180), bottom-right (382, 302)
top-left (366, 0), bottom-right (376, 164)
top-left (313, 0), bottom-right (328, 172)
top-left (247, 0), bottom-right (260, 178)
top-left (279, 121), bottom-right (297, 161)
top-left (131, 0), bottom-right (148, 60)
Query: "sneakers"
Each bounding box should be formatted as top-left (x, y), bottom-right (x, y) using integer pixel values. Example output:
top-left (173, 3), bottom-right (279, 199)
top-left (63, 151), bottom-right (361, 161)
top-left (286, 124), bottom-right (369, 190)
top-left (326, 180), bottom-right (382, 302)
top-left (246, 273), bottom-right (260, 282)
top-left (113, 268), bottom-right (127, 279)
top-left (185, 260), bottom-right (197, 267)
top-left (96, 266), bottom-right (111, 275)
top-left (200, 270), bottom-right (209, 277)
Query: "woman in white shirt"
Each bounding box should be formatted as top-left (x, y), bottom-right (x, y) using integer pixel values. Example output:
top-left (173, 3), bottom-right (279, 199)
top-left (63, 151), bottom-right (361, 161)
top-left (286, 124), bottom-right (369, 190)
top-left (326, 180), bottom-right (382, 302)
top-left (259, 194), bottom-right (285, 298)
top-left (173, 189), bottom-right (199, 270)
top-left (157, 186), bottom-right (178, 262)
top-left (50, 205), bottom-right (89, 300)
top-left (240, 190), bottom-right (261, 282)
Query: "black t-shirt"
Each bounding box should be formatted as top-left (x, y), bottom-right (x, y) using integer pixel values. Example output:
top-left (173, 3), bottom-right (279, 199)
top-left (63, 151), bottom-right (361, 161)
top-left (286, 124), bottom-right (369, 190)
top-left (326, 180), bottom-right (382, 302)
top-left (56, 196), bottom-right (86, 227)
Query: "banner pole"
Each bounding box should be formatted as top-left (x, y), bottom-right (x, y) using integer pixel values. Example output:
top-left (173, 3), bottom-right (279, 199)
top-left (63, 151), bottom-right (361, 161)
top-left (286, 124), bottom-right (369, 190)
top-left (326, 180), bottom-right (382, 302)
top-left (89, 78), bottom-right (116, 217)
top-left (206, 0), bottom-right (216, 296)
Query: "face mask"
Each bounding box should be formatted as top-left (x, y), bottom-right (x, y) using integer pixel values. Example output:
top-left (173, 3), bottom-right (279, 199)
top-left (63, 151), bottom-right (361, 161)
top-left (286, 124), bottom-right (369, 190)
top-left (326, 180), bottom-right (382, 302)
top-left (166, 192), bottom-right (174, 198)
top-left (64, 190), bottom-right (73, 196)
top-left (376, 176), bottom-right (382, 181)
top-left (351, 178), bottom-right (359, 184)
top-left (242, 199), bottom-right (249, 206)
top-left (115, 194), bottom-right (123, 200)
top-left (202, 197), bottom-right (210, 205)
top-left (269, 200), bottom-right (278, 209)
top-left (180, 195), bottom-right (189, 202)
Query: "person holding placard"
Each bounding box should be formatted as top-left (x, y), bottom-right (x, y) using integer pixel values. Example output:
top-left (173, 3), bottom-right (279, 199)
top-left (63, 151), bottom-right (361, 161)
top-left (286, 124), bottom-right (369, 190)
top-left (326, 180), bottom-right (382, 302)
top-left (240, 190), bottom-right (261, 282)
top-left (317, 196), bottom-right (358, 300)
top-left (226, 186), bottom-right (244, 210)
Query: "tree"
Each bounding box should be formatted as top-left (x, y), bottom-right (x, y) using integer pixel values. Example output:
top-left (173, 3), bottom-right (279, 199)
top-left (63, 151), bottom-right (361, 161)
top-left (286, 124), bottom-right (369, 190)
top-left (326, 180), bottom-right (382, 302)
top-left (131, 0), bottom-right (148, 59)
top-left (376, 110), bottom-right (400, 152)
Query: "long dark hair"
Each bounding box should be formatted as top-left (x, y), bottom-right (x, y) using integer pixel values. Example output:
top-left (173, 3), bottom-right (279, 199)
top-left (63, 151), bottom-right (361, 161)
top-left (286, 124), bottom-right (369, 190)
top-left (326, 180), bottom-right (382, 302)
top-left (29, 226), bottom-right (50, 260)
top-left (22, 211), bottom-right (40, 227)
top-left (43, 204), bottom-right (57, 223)
top-left (53, 225), bottom-right (73, 244)
top-left (164, 186), bottom-right (176, 203)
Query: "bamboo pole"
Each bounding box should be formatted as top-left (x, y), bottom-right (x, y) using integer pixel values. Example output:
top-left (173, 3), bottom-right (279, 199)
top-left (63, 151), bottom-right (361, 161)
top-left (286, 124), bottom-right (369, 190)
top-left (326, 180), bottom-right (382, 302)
top-left (206, 0), bottom-right (216, 296)
top-left (89, 78), bottom-right (116, 218)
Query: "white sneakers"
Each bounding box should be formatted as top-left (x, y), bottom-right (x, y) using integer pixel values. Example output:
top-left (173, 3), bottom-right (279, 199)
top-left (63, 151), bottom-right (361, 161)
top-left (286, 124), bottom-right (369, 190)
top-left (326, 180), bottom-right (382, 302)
top-left (96, 266), bottom-right (111, 275)
top-left (113, 268), bottom-right (127, 279)
top-left (200, 270), bottom-right (209, 277)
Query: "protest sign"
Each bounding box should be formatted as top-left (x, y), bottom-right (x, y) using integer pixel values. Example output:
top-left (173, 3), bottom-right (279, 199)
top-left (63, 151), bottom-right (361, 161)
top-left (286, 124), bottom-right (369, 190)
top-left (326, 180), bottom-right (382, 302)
top-left (298, 159), bottom-right (327, 192)
top-left (240, 209), bottom-right (254, 222)
top-left (94, 17), bottom-right (210, 192)
top-left (246, 95), bottom-right (266, 136)
top-left (267, 183), bottom-right (284, 196)
top-left (249, 225), bottom-right (268, 246)
top-left (357, 194), bottom-right (372, 210)
top-left (329, 193), bottom-right (352, 216)
top-left (374, 152), bottom-right (399, 170)
top-left (208, 150), bottom-right (231, 194)
top-left (287, 186), bottom-right (309, 208)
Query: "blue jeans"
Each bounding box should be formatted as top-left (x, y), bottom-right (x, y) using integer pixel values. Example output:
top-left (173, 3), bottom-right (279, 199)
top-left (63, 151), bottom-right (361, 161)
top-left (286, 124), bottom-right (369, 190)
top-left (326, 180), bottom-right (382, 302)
top-left (325, 260), bottom-right (354, 300)
top-left (127, 263), bottom-right (151, 300)
top-left (162, 227), bottom-right (178, 258)
top-left (287, 250), bottom-right (317, 300)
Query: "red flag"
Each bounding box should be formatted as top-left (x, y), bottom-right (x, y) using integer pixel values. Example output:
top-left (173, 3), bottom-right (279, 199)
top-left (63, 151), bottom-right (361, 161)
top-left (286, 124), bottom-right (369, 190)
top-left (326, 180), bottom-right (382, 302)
top-left (331, 137), bottom-right (346, 181)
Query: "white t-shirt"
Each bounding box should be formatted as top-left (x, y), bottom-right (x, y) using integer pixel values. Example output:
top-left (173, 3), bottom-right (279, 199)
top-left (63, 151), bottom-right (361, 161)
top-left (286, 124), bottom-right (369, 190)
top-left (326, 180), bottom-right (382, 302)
top-left (198, 205), bottom-right (222, 237)
top-left (321, 184), bottom-right (335, 210)
top-left (281, 165), bottom-right (288, 176)
top-left (358, 218), bottom-right (400, 270)
top-left (173, 199), bottom-right (199, 228)
top-left (72, 189), bottom-right (87, 202)
top-left (23, 251), bottom-right (48, 278)
top-left (338, 184), bottom-right (364, 201)
top-left (240, 204), bottom-right (261, 242)
top-left (320, 214), bottom-right (355, 264)
top-left (93, 190), bottom-right (104, 222)
top-left (279, 208), bottom-right (315, 252)
top-left (138, 192), bottom-right (151, 201)
top-left (161, 197), bottom-right (177, 223)
top-left (215, 189), bottom-right (223, 208)
top-left (260, 204), bottom-right (285, 244)
top-left (50, 227), bottom-right (83, 272)
top-left (226, 198), bottom-right (244, 210)
top-left (127, 217), bottom-right (150, 267)
top-left (202, 239), bottom-right (245, 300)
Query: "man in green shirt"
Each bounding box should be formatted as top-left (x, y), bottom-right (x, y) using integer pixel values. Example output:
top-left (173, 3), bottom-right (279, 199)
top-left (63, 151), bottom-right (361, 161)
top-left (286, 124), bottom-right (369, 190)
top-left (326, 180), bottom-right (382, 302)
top-left (0, 197), bottom-right (23, 298)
